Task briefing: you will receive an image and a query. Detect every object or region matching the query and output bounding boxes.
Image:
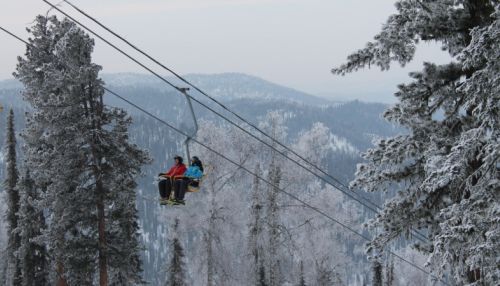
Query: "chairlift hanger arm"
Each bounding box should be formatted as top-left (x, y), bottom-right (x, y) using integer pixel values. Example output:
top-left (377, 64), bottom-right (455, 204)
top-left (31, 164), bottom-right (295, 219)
top-left (179, 88), bottom-right (198, 162)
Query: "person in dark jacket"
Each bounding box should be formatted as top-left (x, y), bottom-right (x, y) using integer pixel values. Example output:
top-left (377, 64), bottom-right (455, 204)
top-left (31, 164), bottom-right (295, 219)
top-left (171, 156), bottom-right (204, 205)
top-left (158, 155), bottom-right (187, 204)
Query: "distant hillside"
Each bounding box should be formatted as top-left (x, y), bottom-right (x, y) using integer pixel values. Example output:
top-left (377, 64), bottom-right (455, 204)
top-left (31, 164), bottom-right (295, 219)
top-left (0, 72), bottom-right (398, 151)
top-left (101, 72), bottom-right (335, 105)
top-left (1, 72), bottom-right (335, 108)
top-left (0, 72), bottom-right (402, 284)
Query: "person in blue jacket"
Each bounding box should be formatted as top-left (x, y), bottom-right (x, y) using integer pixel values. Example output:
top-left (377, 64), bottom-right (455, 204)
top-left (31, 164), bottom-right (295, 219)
top-left (171, 156), bottom-right (204, 205)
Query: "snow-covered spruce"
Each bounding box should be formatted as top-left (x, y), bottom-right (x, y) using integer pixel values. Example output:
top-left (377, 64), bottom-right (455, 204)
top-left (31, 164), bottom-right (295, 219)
top-left (165, 218), bottom-right (187, 286)
top-left (4, 109), bottom-right (21, 286)
top-left (14, 16), bottom-right (150, 285)
top-left (0, 192), bottom-right (8, 285)
top-left (16, 169), bottom-right (48, 286)
top-left (334, 1), bottom-right (500, 284)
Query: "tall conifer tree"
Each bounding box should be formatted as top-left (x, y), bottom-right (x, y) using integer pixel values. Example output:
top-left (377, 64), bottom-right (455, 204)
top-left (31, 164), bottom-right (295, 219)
top-left (15, 16), bottom-right (149, 285)
top-left (166, 218), bottom-right (187, 286)
top-left (4, 109), bottom-right (21, 286)
top-left (334, 1), bottom-right (499, 284)
top-left (16, 169), bottom-right (48, 286)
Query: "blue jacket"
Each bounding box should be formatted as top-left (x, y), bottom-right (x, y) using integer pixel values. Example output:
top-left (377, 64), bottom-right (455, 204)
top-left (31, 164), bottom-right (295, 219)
top-left (183, 166), bottom-right (203, 180)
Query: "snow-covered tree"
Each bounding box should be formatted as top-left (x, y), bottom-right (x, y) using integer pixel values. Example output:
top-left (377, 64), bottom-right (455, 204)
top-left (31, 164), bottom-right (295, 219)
top-left (175, 112), bottom-right (366, 285)
top-left (333, 1), bottom-right (499, 284)
top-left (15, 15), bottom-right (149, 285)
top-left (291, 122), bottom-right (359, 285)
top-left (371, 258), bottom-right (383, 286)
top-left (384, 255), bottom-right (395, 286)
top-left (257, 265), bottom-right (268, 286)
top-left (266, 158), bottom-right (282, 286)
top-left (314, 258), bottom-right (343, 286)
top-left (297, 261), bottom-right (306, 286)
top-left (166, 218), bottom-right (187, 286)
top-left (260, 111), bottom-right (288, 286)
top-left (0, 191), bottom-right (8, 285)
top-left (16, 169), bottom-right (48, 286)
top-left (248, 164), bottom-right (265, 286)
top-left (4, 109), bottom-right (21, 286)
top-left (191, 120), bottom-right (259, 286)
top-left (102, 109), bottom-right (149, 286)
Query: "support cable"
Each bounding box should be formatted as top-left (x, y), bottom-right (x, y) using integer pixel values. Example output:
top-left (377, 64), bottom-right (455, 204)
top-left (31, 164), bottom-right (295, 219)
top-left (0, 26), bottom-right (443, 282)
top-left (42, 0), bottom-right (430, 244)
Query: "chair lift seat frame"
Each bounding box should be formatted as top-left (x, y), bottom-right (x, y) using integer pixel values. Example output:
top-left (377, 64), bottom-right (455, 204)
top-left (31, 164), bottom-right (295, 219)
top-left (186, 171), bottom-right (208, 193)
top-left (186, 178), bottom-right (201, 193)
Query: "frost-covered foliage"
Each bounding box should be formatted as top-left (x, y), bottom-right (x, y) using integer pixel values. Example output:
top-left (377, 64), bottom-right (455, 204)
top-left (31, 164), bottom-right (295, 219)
top-left (3, 109), bottom-right (21, 286)
top-left (165, 218), bottom-right (187, 286)
top-left (384, 255), bottom-right (395, 286)
top-left (0, 191), bottom-right (7, 284)
top-left (248, 164), bottom-right (265, 286)
top-left (298, 261), bottom-right (306, 286)
top-left (162, 112), bottom-right (367, 285)
top-left (16, 169), bottom-right (48, 286)
top-left (334, 1), bottom-right (499, 284)
top-left (294, 122), bottom-right (357, 165)
top-left (14, 15), bottom-right (149, 285)
top-left (371, 259), bottom-right (383, 286)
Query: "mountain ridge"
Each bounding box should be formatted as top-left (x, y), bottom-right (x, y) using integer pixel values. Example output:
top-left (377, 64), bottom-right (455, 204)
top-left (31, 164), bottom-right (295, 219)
top-left (101, 72), bottom-right (337, 105)
top-left (1, 72), bottom-right (342, 106)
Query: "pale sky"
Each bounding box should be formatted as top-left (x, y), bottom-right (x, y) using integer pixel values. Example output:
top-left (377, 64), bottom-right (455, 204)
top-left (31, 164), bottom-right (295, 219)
top-left (0, 0), bottom-right (452, 103)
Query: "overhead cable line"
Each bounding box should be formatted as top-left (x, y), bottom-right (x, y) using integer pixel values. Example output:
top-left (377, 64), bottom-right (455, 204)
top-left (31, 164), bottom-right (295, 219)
top-left (40, 1), bottom-right (382, 211)
top-left (106, 86), bottom-right (445, 285)
top-left (0, 26), bottom-right (445, 283)
top-left (44, 0), bottom-right (432, 244)
top-left (43, 0), bottom-right (431, 244)
top-left (50, 0), bottom-right (434, 244)
top-left (59, 0), bottom-right (386, 213)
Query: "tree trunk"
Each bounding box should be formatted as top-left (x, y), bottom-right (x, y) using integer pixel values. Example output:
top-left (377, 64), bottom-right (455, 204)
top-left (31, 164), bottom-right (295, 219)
top-left (466, 268), bottom-right (481, 283)
top-left (88, 88), bottom-right (108, 286)
top-left (56, 262), bottom-right (68, 286)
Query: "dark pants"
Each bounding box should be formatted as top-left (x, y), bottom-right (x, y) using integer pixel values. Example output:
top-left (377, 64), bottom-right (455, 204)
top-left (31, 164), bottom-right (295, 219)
top-left (158, 177), bottom-right (173, 199)
top-left (174, 178), bottom-right (199, 200)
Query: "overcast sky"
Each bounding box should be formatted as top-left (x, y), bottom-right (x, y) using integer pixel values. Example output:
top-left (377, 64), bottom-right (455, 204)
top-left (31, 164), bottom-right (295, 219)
top-left (0, 0), bottom-right (452, 103)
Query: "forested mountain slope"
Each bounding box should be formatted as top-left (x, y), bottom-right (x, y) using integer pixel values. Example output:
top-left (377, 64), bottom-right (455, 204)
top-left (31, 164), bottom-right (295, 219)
top-left (0, 73), bottom-right (414, 285)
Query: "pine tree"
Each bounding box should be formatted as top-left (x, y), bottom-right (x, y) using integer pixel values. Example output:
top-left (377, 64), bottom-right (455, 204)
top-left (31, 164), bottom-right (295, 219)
top-left (384, 255), bottom-right (395, 286)
top-left (4, 109), bottom-right (21, 286)
top-left (166, 218), bottom-right (187, 286)
top-left (297, 261), bottom-right (306, 286)
top-left (15, 15), bottom-right (149, 285)
top-left (102, 109), bottom-right (149, 286)
top-left (334, 1), bottom-right (499, 284)
top-left (0, 192), bottom-right (8, 286)
top-left (371, 259), bottom-right (383, 286)
top-left (258, 263), bottom-right (268, 286)
top-left (16, 169), bottom-right (48, 286)
top-left (314, 258), bottom-right (343, 286)
top-left (261, 111), bottom-right (287, 286)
